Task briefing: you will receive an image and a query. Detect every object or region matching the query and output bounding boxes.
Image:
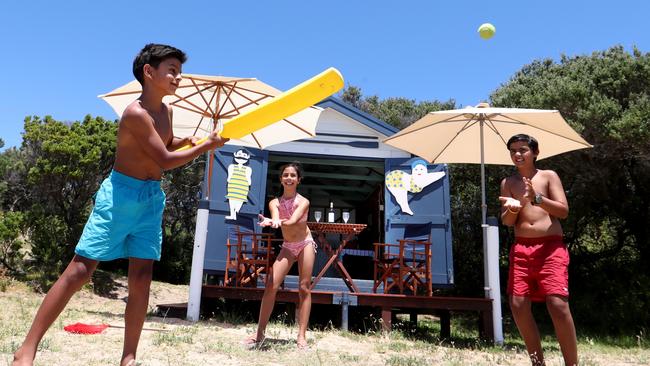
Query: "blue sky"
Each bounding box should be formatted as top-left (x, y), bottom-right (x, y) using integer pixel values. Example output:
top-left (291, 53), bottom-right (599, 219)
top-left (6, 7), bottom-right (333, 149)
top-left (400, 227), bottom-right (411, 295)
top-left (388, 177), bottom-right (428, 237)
top-left (1, 0), bottom-right (648, 150)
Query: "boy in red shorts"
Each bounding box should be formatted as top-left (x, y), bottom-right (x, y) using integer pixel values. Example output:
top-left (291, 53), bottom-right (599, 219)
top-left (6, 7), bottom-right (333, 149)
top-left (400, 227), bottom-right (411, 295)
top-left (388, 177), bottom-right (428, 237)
top-left (499, 134), bottom-right (578, 366)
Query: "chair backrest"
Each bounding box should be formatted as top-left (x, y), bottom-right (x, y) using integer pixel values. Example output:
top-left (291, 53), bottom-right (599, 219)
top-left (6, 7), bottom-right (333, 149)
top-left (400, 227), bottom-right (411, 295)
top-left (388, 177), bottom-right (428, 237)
top-left (399, 237), bottom-right (429, 248)
top-left (398, 238), bottom-right (431, 265)
top-left (237, 232), bottom-right (274, 256)
top-left (373, 239), bottom-right (433, 295)
top-left (398, 238), bottom-right (432, 296)
top-left (373, 242), bottom-right (402, 262)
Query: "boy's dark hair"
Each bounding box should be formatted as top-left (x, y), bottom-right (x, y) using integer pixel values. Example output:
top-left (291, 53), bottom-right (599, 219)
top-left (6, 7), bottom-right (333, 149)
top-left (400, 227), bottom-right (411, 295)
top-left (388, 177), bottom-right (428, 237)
top-left (507, 134), bottom-right (539, 152)
top-left (133, 43), bottom-right (187, 86)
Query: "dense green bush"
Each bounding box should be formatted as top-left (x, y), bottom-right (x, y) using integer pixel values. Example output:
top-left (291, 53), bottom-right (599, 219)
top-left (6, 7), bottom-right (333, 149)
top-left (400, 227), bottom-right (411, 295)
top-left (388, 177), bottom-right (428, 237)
top-left (0, 210), bottom-right (25, 274)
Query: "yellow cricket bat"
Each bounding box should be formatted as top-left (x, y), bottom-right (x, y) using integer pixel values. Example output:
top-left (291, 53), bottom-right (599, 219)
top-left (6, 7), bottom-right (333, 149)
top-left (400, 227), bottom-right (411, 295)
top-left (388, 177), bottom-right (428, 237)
top-left (176, 67), bottom-right (343, 151)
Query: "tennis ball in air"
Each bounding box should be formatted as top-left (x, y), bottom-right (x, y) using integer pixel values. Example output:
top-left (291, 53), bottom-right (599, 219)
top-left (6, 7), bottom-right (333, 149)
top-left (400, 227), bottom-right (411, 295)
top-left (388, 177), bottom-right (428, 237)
top-left (478, 23), bottom-right (496, 39)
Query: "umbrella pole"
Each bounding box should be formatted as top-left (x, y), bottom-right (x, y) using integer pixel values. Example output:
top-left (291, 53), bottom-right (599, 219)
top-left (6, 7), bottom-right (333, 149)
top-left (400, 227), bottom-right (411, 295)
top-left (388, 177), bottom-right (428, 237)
top-left (479, 119), bottom-right (487, 226)
top-left (479, 117), bottom-right (504, 343)
top-left (187, 149), bottom-right (214, 322)
top-left (479, 119), bottom-right (489, 296)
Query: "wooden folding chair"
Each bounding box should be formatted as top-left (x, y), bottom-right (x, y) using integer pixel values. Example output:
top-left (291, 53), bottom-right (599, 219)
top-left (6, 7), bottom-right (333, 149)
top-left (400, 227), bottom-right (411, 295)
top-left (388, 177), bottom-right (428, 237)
top-left (224, 237), bottom-right (239, 286)
top-left (233, 232), bottom-right (276, 287)
top-left (373, 242), bottom-right (407, 294)
top-left (399, 238), bottom-right (432, 296)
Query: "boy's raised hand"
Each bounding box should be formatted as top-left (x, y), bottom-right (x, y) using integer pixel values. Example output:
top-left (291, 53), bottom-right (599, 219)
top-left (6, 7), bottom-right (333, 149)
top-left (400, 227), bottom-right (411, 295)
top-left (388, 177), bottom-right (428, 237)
top-left (185, 136), bottom-right (200, 147)
top-left (499, 196), bottom-right (522, 211)
top-left (204, 131), bottom-right (229, 151)
top-left (522, 177), bottom-right (536, 205)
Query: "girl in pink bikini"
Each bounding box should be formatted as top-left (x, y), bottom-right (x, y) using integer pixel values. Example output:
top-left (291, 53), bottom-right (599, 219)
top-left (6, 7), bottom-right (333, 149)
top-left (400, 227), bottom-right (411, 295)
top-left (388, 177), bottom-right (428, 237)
top-left (244, 162), bottom-right (316, 350)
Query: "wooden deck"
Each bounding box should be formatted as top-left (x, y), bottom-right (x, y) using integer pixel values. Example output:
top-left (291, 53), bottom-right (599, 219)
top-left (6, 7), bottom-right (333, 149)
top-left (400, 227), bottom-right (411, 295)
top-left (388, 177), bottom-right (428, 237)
top-left (158, 283), bottom-right (494, 341)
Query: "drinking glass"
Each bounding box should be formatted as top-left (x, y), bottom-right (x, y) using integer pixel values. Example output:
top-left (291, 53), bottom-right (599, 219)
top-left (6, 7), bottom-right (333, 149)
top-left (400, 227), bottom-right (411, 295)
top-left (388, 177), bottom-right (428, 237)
top-left (314, 210), bottom-right (322, 222)
top-left (342, 211), bottom-right (350, 223)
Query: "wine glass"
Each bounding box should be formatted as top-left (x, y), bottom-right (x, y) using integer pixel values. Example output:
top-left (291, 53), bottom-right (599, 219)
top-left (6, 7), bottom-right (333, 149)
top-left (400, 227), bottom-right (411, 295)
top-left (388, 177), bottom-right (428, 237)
top-left (314, 210), bottom-right (322, 222)
top-left (342, 211), bottom-right (350, 223)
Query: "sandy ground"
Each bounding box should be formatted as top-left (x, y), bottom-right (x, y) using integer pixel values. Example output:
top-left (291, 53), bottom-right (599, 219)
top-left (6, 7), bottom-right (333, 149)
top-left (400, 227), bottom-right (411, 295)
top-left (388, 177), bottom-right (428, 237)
top-left (1, 275), bottom-right (648, 366)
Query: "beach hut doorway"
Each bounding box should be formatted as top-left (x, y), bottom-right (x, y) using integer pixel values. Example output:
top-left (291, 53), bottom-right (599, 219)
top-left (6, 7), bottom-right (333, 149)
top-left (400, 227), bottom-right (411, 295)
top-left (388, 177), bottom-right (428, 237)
top-left (264, 154), bottom-right (385, 283)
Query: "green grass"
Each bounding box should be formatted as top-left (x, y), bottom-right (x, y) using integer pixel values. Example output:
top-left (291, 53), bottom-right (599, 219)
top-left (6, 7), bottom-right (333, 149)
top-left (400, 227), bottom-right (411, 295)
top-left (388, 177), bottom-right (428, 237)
top-left (2, 278), bottom-right (649, 366)
top-left (384, 354), bottom-right (429, 366)
top-left (372, 313), bottom-right (650, 365)
top-left (337, 352), bottom-right (361, 363)
top-left (152, 326), bottom-right (197, 346)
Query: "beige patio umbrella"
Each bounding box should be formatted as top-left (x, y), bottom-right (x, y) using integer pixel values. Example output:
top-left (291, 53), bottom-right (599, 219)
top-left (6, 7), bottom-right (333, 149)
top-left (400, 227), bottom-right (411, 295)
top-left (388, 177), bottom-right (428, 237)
top-left (99, 73), bottom-right (325, 322)
top-left (383, 102), bottom-right (592, 224)
top-left (99, 73), bottom-right (322, 149)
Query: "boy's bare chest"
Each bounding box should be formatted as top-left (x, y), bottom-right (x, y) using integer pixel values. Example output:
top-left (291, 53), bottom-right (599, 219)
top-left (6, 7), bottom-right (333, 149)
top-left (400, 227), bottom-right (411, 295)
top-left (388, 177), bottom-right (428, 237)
top-left (150, 112), bottom-right (172, 145)
top-left (509, 175), bottom-right (549, 196)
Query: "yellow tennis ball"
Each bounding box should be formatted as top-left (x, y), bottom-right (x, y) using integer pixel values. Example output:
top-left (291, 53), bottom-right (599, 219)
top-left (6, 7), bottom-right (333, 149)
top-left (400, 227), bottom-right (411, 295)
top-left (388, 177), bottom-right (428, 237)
top-left (478, 23), bottom-right (496, 40)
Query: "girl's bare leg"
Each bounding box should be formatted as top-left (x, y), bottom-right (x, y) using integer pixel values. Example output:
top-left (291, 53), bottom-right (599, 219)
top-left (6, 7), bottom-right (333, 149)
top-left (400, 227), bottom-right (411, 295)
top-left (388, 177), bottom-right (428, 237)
top-left (254, 249), bottom-right (294, 341)
top-left (296, 244), bottom-right (315, 347)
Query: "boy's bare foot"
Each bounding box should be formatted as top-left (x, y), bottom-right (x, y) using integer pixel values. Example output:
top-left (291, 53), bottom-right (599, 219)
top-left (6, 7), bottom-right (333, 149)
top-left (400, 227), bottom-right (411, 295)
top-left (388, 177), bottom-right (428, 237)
top-left (296, 338), bottom-right (309, 350)
top-left (11, 357), bottom-right (33, 366)
top-left (529, 352), bottom-right (545, 366)
top-left (242, 334), bottom-right (265, 349)
top-left (12, 347), bottom-right (35, 366)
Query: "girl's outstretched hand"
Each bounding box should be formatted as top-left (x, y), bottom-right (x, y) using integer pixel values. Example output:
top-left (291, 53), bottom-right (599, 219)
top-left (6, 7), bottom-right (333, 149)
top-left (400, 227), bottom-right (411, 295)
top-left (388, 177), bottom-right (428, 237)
top-left (258, 214), bottom-right (273, 227)
top-left (258, 214), bottom-right (282, 228)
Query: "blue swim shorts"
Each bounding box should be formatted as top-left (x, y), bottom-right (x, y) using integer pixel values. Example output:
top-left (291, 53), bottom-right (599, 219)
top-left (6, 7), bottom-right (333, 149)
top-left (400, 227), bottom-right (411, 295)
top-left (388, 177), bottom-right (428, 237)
top-left (75, 170), bottom-right (166, 261)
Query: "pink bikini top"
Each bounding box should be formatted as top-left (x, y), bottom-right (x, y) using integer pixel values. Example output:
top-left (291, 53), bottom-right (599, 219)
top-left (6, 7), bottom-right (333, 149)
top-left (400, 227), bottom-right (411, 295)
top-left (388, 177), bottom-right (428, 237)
top-left (278, 194), bottom-right (308, 223)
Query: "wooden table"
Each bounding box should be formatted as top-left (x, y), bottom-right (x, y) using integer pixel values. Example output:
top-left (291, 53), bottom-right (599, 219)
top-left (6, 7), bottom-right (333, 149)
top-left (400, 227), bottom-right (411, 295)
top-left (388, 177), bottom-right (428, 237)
top-left (307, 222), bottom-right (367, 292)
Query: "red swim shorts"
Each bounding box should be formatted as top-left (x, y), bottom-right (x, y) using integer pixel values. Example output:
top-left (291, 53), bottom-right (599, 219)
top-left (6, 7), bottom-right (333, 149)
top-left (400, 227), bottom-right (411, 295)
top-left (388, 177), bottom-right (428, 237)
top-left (507, 236), bottom-right (569, 302)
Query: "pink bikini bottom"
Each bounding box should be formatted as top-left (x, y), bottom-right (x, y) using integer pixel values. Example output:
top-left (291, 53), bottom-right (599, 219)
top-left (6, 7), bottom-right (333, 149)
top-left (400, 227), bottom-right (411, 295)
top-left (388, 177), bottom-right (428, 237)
top-left (282, 238), bottom-right (317, 259)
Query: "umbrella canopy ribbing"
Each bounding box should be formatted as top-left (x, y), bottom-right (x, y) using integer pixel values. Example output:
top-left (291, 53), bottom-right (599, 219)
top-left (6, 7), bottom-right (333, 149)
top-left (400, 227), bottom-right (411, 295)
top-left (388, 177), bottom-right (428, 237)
top-left (99, 73), bottom-right (322, 149)
top-left (383, 105), bottom-right (592, 166)
top-left (384, 103), bottom-right (593, 224)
